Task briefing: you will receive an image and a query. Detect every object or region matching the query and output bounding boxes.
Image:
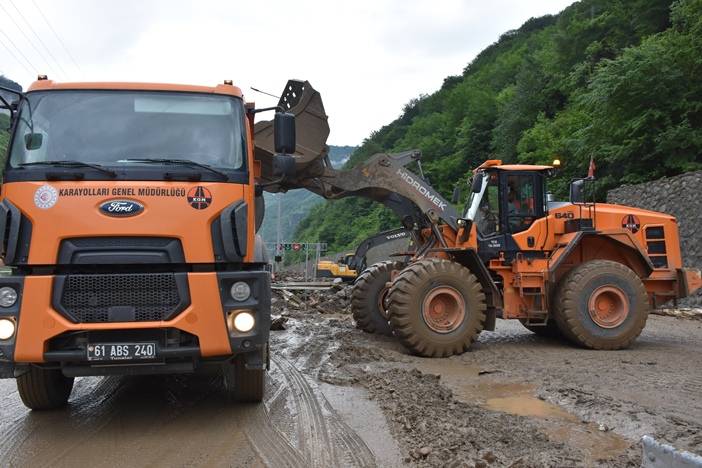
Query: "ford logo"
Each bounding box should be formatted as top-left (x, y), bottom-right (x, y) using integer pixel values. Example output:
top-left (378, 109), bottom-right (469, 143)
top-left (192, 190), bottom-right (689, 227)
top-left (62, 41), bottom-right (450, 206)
top-left (99, 200), bottom-right (144, 217)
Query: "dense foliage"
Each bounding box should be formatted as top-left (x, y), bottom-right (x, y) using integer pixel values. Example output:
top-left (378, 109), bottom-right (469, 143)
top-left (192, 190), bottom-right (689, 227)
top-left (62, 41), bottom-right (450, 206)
top-left (297, 0), bottom-right (702, 253)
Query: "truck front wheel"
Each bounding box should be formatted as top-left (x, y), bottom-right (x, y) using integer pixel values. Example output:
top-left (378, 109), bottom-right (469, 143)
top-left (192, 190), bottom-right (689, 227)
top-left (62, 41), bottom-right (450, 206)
top-left (17, 366), bottom-right (74, 410)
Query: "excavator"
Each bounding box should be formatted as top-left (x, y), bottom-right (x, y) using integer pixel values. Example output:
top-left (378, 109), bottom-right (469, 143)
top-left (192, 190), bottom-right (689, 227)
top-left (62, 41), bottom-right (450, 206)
top-left (255, 80), bottom-right (702, 357)
top-left (316, 227), bottom-right (413, 281)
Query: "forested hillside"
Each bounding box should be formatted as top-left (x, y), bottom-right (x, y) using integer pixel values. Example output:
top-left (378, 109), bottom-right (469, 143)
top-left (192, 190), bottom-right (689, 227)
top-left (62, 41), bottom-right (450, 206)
top-left (296, 0), bottom-right (702, 253)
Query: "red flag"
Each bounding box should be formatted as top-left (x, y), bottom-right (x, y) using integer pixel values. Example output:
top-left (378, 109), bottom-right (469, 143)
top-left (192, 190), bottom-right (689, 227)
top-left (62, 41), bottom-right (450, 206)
top-left (587, 157), bottom-right (596, 178)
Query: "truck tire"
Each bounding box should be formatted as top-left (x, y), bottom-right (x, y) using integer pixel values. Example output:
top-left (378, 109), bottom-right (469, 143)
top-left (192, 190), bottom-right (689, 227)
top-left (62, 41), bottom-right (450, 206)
top-left (553, 260), bottom-right (649, 350)
top-left (17, 366), bottom-right (74, 410)
top-left (223, 355), bottom-right (265, 403)
top-left (387, 259), bottom-right (486, 357)
top-left (519, 319), bottom-right (562, 339)
top-left (351, 261), bottom-right (404, 336)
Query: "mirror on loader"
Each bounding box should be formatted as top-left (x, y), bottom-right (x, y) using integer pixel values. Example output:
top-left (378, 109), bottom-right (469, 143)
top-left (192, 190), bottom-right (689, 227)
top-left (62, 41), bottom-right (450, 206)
top-left (569, 178), bottom-right (594, 203)
top-left (272, 112), bottom-right (296, 178)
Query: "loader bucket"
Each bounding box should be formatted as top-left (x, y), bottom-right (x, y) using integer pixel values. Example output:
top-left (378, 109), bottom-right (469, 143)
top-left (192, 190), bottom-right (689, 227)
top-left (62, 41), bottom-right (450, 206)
top-left (254, 80), bottom-right (330, 188)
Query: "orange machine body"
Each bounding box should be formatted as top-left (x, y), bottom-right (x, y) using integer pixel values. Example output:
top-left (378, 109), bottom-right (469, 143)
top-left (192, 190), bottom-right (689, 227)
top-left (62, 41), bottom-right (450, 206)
top-left (0, 79), bottom-right (270, 377)
top-left (437, 162), bottom-right (700, 323)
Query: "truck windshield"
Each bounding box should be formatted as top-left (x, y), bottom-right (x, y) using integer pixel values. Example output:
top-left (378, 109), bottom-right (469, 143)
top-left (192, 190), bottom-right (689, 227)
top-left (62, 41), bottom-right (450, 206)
top-left (8, 90), bottom-right (246, 171)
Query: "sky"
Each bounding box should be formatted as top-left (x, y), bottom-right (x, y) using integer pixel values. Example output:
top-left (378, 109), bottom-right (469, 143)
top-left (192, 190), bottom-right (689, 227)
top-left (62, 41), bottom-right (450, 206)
top-left (0, 0), bottom-right (575, 145)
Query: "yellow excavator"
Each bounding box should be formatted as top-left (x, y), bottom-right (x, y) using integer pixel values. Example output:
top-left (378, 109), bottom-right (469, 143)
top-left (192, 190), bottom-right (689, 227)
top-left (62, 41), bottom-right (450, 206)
top-left (317, 253), bottom-right (357, 281)
top-left (316, 228), bottom-right (413, 281)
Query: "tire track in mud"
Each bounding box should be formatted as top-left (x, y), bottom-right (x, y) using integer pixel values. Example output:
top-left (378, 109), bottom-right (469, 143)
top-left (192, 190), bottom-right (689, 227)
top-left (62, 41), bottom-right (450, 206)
top-left (244, 403), bottom-right (307, 468)
top-left (272, 355), bottom-right (376, 468)
top-left (0, 376), bottom-right (127, 466)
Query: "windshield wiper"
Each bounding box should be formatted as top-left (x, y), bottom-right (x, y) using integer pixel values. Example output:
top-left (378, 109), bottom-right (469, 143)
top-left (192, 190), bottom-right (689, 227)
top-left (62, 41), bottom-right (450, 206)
top-left (122, 158), bottom-right (229, 181)
top-left (19, 160), bottom-right (117, 177)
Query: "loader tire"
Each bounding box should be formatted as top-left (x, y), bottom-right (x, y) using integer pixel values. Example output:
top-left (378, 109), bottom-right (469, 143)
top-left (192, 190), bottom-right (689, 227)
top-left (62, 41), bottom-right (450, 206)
top-left (519, 319), bottom-right (562, 339)
top-left (553, 260), bottom-right (649, 350)
top-left (351, 261), bottom-right (404, 336)
top-left (387, 259), bottom-right (486, 357)
top-left (223, 354), bottom-right (265, 403)
top-left (17, 366), bottom-right (74, 410)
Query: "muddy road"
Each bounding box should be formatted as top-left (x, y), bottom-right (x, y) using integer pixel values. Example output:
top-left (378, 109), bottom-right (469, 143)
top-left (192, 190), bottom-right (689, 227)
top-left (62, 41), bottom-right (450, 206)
top-left (1, 310), bottom-right (701, 467)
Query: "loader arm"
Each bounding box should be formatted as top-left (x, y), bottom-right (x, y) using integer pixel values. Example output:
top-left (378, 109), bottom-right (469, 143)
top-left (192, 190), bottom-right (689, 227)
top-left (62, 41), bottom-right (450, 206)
top-left (253, 80), bottom-right (459, 233)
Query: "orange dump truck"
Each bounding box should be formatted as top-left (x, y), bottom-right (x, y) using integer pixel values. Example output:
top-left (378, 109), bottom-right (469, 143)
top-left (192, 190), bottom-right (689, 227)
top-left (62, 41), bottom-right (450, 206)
top-left (0, 77), bottom-right (295, 409)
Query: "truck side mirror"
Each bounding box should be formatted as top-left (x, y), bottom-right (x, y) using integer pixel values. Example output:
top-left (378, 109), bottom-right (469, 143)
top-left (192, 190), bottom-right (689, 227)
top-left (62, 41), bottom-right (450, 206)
top-left (274, 112), bottom-right (296, 154)
top-left (272, 154), bottom-right (296, 178)
top-left (569, 179), bottom-right (585, 203)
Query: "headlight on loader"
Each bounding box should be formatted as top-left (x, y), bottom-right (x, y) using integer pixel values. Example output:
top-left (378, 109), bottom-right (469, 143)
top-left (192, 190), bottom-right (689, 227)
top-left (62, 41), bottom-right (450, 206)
top-left (0, 318), bottom-right (16, 340)
top-left (0, 287), bottom-right (18, 308)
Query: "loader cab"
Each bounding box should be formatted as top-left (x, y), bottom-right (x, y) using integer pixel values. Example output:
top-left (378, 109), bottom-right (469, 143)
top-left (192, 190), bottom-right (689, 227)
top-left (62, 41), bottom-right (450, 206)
top-left (465, 161), bottom-right (551, 262)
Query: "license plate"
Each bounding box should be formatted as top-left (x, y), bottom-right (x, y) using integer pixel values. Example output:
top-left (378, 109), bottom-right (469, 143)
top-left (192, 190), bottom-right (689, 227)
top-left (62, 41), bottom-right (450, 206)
top-left (87, 342), bottom-right (158, 362)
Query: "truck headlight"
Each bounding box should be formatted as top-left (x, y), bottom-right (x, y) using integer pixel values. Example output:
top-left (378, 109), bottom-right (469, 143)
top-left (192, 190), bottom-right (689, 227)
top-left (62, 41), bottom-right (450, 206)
top-left (230, 281), bottom-right (251, 301)
top-left (0, 318), bottom-right (16, 340)
top-left (228, 310), bottom-right (255, 333)
top-left (0, 287), bottom-right (18, 308)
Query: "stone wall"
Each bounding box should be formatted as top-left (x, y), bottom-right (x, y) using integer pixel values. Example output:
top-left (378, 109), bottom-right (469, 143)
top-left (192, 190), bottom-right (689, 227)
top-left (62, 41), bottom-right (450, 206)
top-left (607, 171), bottom-right (702, 307)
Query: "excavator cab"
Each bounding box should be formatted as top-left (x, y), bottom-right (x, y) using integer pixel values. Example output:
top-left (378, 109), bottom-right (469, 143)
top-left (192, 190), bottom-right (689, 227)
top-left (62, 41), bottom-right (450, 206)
top-left (464, 161), bottom-right (551, 262)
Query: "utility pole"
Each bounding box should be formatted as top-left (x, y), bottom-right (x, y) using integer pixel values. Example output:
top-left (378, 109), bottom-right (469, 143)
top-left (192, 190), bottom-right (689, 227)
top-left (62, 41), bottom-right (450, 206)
top-left (275, 193), bottom-right (282, 273)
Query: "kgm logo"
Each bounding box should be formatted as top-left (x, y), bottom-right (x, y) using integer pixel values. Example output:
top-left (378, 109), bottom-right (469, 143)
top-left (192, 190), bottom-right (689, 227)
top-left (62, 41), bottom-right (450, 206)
top-left (99, 200), bottom-right (144, 217)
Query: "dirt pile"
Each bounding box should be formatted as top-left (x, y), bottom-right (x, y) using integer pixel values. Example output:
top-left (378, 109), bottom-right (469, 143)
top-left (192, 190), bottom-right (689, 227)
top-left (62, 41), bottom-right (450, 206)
top-left (272, 278), bottom-right (353, 318)
top-left (321, 339), bottom-right (640, 467)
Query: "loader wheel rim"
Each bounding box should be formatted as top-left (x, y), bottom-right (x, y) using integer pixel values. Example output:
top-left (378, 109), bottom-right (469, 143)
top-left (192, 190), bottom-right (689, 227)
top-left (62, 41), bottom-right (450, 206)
top-left (378, 286), bottom-right (390, 319)
top-left (588, 285), bottom-right (629, 328)
top-left (422, 286), bottom-right (465, 333)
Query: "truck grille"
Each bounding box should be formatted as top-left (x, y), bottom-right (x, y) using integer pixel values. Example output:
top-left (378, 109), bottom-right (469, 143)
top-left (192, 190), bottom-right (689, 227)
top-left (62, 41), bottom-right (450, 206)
top-left (56, 273), bottom-right (189, 323)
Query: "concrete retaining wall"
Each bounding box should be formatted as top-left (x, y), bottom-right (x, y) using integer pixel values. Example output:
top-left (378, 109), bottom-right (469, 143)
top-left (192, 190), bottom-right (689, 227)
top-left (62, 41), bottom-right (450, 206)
top-left (607, 171), bottom-right (702, 307)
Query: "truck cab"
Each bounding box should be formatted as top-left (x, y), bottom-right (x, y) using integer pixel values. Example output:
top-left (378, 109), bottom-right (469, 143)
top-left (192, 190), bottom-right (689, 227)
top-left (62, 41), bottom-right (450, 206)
top-left (0, 78), bottom-right (272, 409)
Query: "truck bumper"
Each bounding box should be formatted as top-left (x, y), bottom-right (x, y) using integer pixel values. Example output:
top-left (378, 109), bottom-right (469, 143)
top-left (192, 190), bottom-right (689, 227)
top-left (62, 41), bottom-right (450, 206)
top-left (0, 270), bottom-right (270, 378)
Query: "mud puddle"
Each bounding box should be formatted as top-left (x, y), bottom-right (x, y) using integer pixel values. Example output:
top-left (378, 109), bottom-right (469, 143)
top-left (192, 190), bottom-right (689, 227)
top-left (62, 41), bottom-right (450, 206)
top-left (408, 357), bottom-right (631, 463)
top-left (319, 383), bottom-right (403, 467)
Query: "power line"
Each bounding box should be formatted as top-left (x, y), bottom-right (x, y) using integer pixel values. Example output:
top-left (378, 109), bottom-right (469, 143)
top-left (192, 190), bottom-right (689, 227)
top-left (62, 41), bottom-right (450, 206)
top-left (8, 0), bottom-right (69, 78)
top-left (0, 35), bottom-right (33, 75)
top-left (0, 26), bottom-right (38, 75)
top-left (30, 0), bottom-right (82, 76)
top-left (0, 1), bottom-right (59, 78)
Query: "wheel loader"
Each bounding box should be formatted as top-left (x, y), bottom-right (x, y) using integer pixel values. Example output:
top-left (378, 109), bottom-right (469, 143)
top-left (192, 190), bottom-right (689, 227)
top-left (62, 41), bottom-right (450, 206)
top-left (255, 80), bottom-right (702, 357)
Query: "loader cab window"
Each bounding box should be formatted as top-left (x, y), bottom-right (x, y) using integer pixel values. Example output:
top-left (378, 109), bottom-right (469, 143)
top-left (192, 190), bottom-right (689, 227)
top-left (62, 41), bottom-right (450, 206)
top-left (504, 174), bottom-right (540, 233)
top-left (475, 172), bottom-right (500, 237)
